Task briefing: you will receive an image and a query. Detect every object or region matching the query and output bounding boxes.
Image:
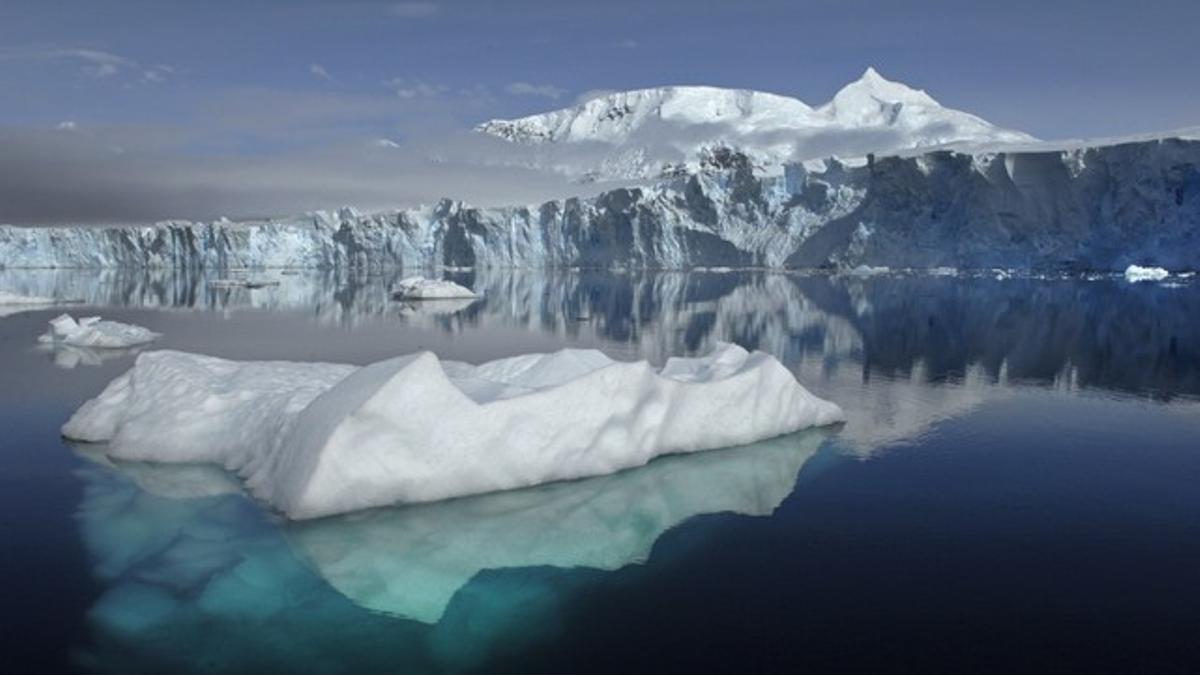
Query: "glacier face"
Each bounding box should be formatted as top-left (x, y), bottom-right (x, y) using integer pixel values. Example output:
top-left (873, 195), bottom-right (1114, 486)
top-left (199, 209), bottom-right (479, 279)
top-left (476, 68), bottom-right (1034, 180)
top-left (2, 137), bottom-right (1198, 272)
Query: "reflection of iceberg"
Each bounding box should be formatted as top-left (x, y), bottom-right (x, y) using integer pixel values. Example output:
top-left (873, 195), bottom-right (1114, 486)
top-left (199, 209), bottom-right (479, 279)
top-left (288, 430), bottom-right (828, 623)
top-left (65, 344), bottom-right (843, 518)
top-left (38, 342), bottom-right (145, 369)
top-left (69, 430), bottom-right (831, 672)
top-left (395, 297), bottom-right (477, 317)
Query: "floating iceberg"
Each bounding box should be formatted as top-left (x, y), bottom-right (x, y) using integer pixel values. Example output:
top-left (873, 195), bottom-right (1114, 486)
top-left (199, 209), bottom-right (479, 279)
top-left (1124, 264), bottom-right (1170, 282)
top-left (39, 313), bottom-right (160, 348)
top-left (63, 343), bottom-right (843, 519)
top-left (393, 277), bottom-right (477, 300)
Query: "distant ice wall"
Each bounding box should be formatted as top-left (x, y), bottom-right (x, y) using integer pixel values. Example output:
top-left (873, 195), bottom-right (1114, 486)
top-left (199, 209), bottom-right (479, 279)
top-left (2, 138), bottom-right (1197, 271)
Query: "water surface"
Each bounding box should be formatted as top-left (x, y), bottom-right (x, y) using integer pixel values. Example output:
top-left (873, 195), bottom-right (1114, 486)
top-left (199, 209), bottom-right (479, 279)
top-left (2, 269), bottom-right (1198, 674)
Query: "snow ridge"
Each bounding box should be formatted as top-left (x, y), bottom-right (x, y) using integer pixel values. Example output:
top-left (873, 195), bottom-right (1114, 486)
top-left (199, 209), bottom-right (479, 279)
top-left (477, 68), bottom-right (1034, 179)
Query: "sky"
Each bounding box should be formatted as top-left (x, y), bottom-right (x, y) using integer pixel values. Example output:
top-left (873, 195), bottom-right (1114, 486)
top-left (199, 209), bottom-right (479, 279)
top-left (1, 0), bottom-right (1198, 223)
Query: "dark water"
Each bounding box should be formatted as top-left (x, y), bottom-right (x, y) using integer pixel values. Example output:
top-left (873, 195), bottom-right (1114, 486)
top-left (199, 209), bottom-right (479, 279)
top-left (1, 269), bottom-right (1199, 674)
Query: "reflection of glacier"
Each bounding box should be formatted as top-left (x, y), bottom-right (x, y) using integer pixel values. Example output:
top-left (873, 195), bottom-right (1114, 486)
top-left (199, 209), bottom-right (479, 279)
top-left (18, 266), bottom-right (1200, 451)
top-left (70, 432), bottom-right (826, 672)
top-left (287, 431), bottom-right (826, 623)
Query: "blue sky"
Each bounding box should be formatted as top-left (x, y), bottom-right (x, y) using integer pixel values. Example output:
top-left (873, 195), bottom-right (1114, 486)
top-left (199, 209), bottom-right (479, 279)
top-left (1, 0), bottom-right (1197, 222)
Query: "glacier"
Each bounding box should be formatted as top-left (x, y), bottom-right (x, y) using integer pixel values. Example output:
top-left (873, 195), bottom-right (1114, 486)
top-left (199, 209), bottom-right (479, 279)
top-left (3, 135), bottom-right (1197, 272)
top-left (63, 343), bottom-right (844, 519)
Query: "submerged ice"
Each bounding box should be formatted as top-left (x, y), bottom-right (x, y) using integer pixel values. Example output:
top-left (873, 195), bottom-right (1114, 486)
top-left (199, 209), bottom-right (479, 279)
top-left (63, 344), bottom-right (843, 519)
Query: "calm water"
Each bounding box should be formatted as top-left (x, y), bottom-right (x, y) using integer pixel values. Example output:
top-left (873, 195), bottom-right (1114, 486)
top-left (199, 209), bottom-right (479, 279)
top-left (1, 269), bottom-right (1199, 674)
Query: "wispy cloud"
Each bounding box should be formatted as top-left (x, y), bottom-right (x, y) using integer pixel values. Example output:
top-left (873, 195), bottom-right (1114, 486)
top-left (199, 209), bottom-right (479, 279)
top-left (390, 2), bottom-right (439, 18)
top-left (309, 63), bottom-right (332, 80)
top-left (0, 47), bottom-right (172, 83)
top-left (505, 81), bottom-right (567, 100)
top-left (384, 77), bottom-right (450, 99)
top-left (610, 39), bottom-right (638, 49)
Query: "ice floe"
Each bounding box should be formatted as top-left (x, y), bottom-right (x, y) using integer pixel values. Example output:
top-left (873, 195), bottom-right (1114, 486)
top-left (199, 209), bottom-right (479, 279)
top-left (63, 343), bottom-right (843, 519)
top-left (1124, 264), bottom-right (1170, 282)
top-left (39, 313), bottom-right (160, 348)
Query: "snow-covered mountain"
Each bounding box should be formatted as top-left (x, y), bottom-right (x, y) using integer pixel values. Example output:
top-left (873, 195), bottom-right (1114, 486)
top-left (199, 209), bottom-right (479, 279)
top-left (3, 135), bottom-right (1197, 272)
top-left (476, 68), bottom-right (1035, 180)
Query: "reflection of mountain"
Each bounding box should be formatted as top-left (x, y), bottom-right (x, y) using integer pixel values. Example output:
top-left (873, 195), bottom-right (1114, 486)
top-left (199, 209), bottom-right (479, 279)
top-left (69, 433), bottom-right (826, 672)
top-left (287, 431), bottom-right (826, 623)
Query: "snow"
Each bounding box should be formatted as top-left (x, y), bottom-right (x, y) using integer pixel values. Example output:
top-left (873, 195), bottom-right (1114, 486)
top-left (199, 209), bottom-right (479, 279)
top-left (1124, 264), bottom-right (1170, 282)
top-left (477, 68), bottom-right (1035, 180)
top-left (393, 276), bottom-right (477, 299)
top-left (63, 343), bottom-right (844, 519)
top-left (38, 313), bottom-right (160, 348)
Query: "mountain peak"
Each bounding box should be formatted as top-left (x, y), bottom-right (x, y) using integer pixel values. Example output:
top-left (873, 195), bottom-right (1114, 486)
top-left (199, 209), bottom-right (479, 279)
top-left (476, 71), bottom-right (1035, 180)
top-left (827, 67), bottom-right (940, 116)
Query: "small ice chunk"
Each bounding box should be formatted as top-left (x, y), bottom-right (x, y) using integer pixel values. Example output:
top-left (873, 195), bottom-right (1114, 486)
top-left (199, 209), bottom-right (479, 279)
top-left (393, 277), bottom-right (477, 300)
top-left (1124, 264), bottom-right (1170, 282)
top-left (64, 343), bottom-right (844, 519)
top-left (846, 265), bottom-right (890, 276)
top-left (38, 313), bottom-right (160, 349)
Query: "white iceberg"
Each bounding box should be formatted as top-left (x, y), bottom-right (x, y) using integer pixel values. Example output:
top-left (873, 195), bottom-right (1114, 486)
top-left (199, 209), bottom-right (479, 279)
top-left (1124, 264), bottom-right (1170, 282)
top-left (393, 276), bottom-right (477, 300)
top-left (63, 343), bottom-right (844, 519)
top-left (38, 313), bottom-right (160, 348)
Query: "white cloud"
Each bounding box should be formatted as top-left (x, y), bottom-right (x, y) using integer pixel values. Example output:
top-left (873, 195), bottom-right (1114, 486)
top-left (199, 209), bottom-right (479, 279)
top-left (505, 82), bottom-right (567, 100)
top-left (384, 77), bottom-right (450, 99)
top-left (57, 120), bottom-right (79, 131)
top-left (309, 63), bottom-right (332, 80)
top-left (390, 2), bottom-right (439, 17)
top-left (0, 48), bottom-right (172, 83)
top-left (611, 39), bottom-right (638, 49)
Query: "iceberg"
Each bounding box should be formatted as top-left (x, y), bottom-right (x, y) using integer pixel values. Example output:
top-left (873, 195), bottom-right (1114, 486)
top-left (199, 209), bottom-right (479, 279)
top-left (393, 276), bottom-right (477, 299)
top-left (63, 343), bottom-right (843, 519)
top-left (1124, 264), bottom-right (1170, 282)
top-left (39, 313), bottom-right (160, 348)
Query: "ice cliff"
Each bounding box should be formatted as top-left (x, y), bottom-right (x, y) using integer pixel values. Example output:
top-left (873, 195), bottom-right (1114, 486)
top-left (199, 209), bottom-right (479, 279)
top-left (3, 136), bottom-right (1198, 272)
